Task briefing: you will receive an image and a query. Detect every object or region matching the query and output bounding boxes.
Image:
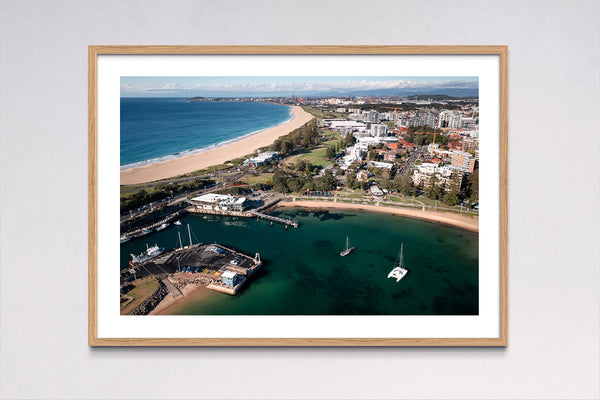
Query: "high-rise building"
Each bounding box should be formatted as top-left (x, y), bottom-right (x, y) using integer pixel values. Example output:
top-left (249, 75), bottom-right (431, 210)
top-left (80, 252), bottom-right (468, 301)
top-left (370, 124), bottom-right (388, 137)
top-left (451, 151), bottom-right (476, 173)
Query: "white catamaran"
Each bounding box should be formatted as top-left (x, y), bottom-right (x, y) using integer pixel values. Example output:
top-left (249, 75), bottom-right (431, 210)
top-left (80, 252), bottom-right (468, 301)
top-left (387, 243), bottom-right (408, 282)
top-left (340, 236), bottom-right (355, 257)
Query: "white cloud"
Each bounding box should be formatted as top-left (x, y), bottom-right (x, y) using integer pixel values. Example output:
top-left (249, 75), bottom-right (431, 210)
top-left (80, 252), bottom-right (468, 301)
top-left (122, 78), bottom-right (477, 96)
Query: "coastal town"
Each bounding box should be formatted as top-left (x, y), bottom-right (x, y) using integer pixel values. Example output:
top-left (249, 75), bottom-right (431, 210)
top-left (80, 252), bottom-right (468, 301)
top-left (119, 94), bottom-right (480, 315)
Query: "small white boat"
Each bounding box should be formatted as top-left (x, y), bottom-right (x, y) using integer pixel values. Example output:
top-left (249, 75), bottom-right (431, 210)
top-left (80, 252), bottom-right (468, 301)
top-left (387, 243), bottom-right (408, 282)
top-left (174, 220), bottom-right (182, 226)
top-left (155, 222), bottom-right (169, 231)
top-left (340, 236), bottom-right (355, 257)
top-left (120, 235), bottom-right (131, 244)
top-left (139, 227), bottom-right (153, 236)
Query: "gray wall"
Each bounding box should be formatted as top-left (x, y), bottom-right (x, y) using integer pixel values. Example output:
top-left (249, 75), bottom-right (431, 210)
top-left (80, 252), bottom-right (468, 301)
top-left (1, 1), bottom-right (598, 399)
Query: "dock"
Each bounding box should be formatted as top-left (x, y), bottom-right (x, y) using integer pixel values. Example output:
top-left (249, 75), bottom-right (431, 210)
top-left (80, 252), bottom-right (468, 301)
top-left (122, 209), bottom-right (188, 238)
top-left (120, 243), bottom-right (263, 297)
top-left (248, 210), bottom-right (299, 228)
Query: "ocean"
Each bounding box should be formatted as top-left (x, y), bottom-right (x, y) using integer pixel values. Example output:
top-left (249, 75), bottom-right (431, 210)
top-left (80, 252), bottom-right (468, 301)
top-left (120, 98), bottom-right (292, 168)
top-left (120, 208), bottom-right (479, 315)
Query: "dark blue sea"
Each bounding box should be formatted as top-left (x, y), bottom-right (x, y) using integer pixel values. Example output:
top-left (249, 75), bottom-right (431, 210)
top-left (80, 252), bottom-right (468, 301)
top-left (120, 98), bottom-right (292, 167)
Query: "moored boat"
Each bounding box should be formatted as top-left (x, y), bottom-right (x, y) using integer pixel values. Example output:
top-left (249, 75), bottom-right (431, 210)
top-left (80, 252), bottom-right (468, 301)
top-left (138, 227), bottom-right (153, 236)
top-left (120, 235), bottom-right (131, 244)
top-left (340, 236), bottom-right (355, 257)
top-left (130, 243), bottom-right (164, 266)
top-left (155, 222), bottom-right (170, 231)
top-left (387, 243), bottom-right (408, 282)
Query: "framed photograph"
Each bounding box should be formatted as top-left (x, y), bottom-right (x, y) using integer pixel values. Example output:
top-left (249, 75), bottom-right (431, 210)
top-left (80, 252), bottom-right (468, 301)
top-left (89, 46), bottom-right (508, 346)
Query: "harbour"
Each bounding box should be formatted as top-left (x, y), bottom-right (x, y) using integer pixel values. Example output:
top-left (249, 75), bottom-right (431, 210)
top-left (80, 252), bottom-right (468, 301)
top-left (120, 207), bottom-right (479, 316)
top-left (121, 242), bottom-right (263, 315)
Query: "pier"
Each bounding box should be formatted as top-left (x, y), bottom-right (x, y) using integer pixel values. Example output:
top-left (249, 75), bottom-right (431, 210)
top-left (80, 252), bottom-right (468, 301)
top-left (248, 209), bottom-right (299, 228)
top-left (122, 209), bottom-right (188, 238)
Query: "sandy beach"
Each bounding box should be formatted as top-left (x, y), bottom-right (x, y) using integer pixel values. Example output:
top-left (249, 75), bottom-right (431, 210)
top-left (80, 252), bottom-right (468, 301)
top-left (277, 200), bottom-right (479, 233)
top-left (120, 105), bottom-right (314, 185)
top-left (149, 281), bottom-right (212, 315)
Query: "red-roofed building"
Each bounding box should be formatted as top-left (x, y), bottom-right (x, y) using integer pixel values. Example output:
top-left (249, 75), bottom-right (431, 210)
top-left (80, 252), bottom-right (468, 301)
top-left (449, 141), bottom-right (462, 151)
top-left (387, 142), bottom-right (399, 150)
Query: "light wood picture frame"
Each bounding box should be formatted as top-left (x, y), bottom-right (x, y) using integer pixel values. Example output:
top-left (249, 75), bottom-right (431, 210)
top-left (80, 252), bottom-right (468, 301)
top-left (89, 45), bottom-right (508, 346)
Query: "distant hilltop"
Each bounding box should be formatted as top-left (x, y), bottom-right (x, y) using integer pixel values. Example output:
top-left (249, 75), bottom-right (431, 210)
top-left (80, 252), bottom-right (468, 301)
top-left (404, 94), bottom-right (478, 101)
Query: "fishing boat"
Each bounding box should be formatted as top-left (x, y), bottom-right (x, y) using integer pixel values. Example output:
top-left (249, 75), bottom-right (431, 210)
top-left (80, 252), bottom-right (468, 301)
top-left (120, 235), bottom-right (131, 244)
top-left (129, 243), bottom-right (164, 266)
top-left (174, 220), bottom-right (182, 226)
top-left (340, 236), bottom-right (355, 257)
top-left (155, 222), bottom-right (170, 231)
top-left (387, 243), bottom-right (408, 282)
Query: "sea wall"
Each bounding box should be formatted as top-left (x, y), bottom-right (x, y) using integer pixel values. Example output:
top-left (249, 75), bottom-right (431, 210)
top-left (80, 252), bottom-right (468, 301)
top-left (129, 281), bottom-right (169, 315)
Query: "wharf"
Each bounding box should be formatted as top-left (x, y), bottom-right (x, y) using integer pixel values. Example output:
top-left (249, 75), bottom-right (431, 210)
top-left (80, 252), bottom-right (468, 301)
top-left (122, 209), bottom-right (188, 238)
top-left (248, 210), bottom-right (299, 228)
top-left (186, 205), bottom-right (299, 228)
top-left (120, 243), bottom-right (262, 297)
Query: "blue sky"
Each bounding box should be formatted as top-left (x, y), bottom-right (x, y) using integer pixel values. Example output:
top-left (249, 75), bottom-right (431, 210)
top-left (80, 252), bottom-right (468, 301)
top-left (120, 76), bottom-right (478, 97)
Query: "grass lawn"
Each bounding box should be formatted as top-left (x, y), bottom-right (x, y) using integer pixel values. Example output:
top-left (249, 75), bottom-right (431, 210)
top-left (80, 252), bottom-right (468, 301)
top-left (302, 106), bottom-right (348, 120)
top-left (241, 173), bottom-right (273, 185)
top-left (120, 277), bottom-right (160, 315)
top-left (338, 191), bottom-right (364, 199)
top-left (297, 133), bottom-right (343, 169)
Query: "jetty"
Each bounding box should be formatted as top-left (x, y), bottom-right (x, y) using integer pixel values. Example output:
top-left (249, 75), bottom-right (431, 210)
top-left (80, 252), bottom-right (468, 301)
top-left (248, 209), bottom-right (299, 228)
top-left (122, 209), bottom-right (188, 238)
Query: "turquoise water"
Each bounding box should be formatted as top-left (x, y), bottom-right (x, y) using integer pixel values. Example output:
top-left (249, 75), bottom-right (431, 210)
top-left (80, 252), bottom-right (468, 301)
top-left (121, 208), bottom-right (479, 315)
top-left (120, 99), bottom-right (292, 167)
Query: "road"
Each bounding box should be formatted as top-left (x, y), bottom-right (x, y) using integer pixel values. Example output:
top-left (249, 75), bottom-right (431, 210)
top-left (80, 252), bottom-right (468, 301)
top-left (397, 148), bottom-right (423, 176)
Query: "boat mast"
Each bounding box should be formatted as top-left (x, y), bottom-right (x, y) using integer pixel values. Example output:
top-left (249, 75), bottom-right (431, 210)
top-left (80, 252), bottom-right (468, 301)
top-left (187, 224), bottom-right (192, 247)
top-left (399, 243), bottom-right (404, 267)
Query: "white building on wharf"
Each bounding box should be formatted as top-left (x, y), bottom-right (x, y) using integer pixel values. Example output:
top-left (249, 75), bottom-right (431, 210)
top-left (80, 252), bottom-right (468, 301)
top-left (190, 193), bottom-right (247, 212)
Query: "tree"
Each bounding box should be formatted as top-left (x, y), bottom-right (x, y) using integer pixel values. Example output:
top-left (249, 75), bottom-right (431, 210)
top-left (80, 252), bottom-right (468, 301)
top-left (443, 191), bottom-right (459, 206)
top-left (280, 140), bottom-right (292, 155)
top-left (465, 169), bottom-right (479, 204)
top-left (396, 173), bottom-right (414, 196)
top-left (426, 175), bottom-right (442, 200)
top-left (346, 171), bottom-right (357, 189)
top-left (315, 170), bottom-right (336, 191)
top-left (302, 178), bottom-right (315, 192)
top-left (325, 145), bottom-right (336, 160)
top-left (287, 177), bottom-right (303, 192)
top-left (368, 149), bottom-right (376, 161)
top-left (294, 158), bottom-right (311, 173)
top-left (272, 169), bottom-right (289, 193)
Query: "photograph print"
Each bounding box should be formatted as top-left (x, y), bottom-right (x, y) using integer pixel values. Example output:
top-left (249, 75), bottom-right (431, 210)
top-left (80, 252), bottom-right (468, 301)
top-left (118, 75), bottom-right (481, 317)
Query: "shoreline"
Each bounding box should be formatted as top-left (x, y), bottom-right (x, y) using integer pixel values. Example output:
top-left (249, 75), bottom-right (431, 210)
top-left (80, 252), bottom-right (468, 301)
top-left (276, 200), bottom-right (479, 233)
top-left (149, 281), bottom-right (211, 315)
top-left (120, 105), bottom-right (314, 185)
top-left (120, 105), bottom-right (295, 171)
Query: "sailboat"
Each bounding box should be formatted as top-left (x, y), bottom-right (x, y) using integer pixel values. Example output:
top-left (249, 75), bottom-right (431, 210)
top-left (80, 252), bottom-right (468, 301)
top-left (340, 236), bottom-right (355, 257)
top-left (387, 243), bottom-right (408, 282)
